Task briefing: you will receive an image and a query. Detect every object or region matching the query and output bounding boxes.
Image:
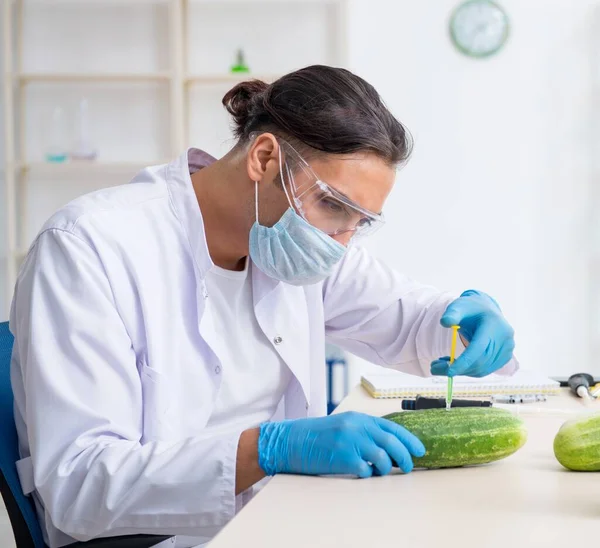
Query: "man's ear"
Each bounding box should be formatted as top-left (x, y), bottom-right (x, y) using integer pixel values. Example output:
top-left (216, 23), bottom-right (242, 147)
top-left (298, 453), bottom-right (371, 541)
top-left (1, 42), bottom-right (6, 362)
top-left (246, 133), bottom-right (280, 183)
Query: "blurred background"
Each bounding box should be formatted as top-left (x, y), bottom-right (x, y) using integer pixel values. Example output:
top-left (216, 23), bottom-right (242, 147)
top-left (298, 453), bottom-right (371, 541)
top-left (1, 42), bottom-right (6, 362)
top-left (1, 0), bottom-right (599, 393)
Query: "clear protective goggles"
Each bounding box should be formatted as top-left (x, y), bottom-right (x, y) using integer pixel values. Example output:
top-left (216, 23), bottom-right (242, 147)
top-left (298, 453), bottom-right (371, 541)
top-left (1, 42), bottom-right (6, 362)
top-left (276, 138), bottom-right (385, 239)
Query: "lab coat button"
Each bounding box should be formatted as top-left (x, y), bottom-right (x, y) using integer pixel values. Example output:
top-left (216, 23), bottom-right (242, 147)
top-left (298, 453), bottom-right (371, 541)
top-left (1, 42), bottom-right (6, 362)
top-left (273, 336), bottom-right (283, 345)
top-left (305, 403), bottom-right (309, 410)
top-left (214, 365), bottom-right (221, 374)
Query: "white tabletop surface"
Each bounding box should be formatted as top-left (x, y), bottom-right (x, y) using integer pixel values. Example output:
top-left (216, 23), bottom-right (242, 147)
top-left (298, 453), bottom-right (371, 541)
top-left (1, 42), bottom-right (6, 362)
top-left (209, 386), bottom-right (600, 548)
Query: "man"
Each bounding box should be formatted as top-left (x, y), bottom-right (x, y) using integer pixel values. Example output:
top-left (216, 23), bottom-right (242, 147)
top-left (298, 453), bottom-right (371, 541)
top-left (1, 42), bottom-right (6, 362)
top-left (10, 65), bottom-right (517, 547)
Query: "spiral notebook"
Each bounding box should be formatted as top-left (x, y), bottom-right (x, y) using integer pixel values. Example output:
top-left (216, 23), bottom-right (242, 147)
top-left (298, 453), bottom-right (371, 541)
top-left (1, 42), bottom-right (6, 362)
top-left (361, 370), bottom-right (560, 399)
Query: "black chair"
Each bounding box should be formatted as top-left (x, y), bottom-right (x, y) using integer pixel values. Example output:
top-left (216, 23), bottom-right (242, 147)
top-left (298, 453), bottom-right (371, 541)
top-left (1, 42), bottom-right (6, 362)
top-left (0, 321), bottom-right (173, 547)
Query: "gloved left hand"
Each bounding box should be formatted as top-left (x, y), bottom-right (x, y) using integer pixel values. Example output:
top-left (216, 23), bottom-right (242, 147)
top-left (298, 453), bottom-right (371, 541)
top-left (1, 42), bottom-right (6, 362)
top-left (430, 289), bottom-right (515, 378)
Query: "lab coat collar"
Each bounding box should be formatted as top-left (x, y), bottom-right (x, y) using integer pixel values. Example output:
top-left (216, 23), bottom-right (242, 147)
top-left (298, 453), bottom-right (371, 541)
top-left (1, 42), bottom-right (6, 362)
top-left (250, 258), bottom-right (280, 308)
top-left (166, 148), bottom-right (216, 278)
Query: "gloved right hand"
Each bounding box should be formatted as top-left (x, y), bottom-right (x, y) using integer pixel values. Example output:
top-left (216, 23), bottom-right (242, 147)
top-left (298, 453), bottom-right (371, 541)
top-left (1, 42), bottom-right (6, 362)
top-left (258, 411), bottom-right (426, 478)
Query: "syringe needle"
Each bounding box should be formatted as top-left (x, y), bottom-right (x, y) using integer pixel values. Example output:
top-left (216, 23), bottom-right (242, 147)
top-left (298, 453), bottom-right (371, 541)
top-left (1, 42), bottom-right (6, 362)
top-left (446, 325), bottom-right (460, 410)
top-left (446, 376), bottom-right (453, 410)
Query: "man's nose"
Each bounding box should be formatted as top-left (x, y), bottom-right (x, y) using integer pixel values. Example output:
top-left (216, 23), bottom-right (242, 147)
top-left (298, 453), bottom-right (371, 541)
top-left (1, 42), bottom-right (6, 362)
top-left (331, 232), bottom-right (353, 247)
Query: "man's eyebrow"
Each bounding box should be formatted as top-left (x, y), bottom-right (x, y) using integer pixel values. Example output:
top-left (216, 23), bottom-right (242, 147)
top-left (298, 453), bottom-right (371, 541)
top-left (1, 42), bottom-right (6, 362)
top-left (327, 183), bottom-right (382, 217)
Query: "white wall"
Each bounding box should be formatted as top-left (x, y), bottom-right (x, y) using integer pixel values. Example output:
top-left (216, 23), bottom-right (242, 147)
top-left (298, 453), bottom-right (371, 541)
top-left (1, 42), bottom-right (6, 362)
top-left (2, 0), bottom-right (599, 380)
top-left (345, 0), bottom-right (600, 380)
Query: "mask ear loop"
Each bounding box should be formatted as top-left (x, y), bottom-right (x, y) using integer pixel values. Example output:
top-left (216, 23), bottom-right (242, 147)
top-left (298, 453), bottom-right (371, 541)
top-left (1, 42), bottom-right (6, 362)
top-left (254, 181), bottom-right (260, 224)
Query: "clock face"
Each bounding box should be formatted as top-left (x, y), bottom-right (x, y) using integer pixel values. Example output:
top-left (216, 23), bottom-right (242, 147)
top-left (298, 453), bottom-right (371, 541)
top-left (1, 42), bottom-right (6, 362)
top-left (450, 0), bottom-right (509, 58)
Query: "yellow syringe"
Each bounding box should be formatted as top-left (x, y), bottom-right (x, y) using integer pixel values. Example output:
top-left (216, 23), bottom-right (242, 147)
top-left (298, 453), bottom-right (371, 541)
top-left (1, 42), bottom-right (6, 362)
top-left (446, 325), bottom-right (460, 411)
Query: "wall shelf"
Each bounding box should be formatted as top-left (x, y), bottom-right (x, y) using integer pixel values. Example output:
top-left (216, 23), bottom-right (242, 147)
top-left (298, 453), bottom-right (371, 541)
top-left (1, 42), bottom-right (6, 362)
top-left (185, 74), bottom-right (280, 85)
top-left (19, 72), bottom-right (172, 83)
top-left (19, 161), bottom-right (167, 174)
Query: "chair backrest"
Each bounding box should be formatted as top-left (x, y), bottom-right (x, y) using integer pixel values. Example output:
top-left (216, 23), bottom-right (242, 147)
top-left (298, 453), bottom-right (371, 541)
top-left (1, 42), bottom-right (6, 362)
top-left (0, 321), bottom-right (46, 547)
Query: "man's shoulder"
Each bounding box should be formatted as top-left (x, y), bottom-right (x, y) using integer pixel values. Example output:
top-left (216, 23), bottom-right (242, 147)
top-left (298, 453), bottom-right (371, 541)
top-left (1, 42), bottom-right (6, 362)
top-left (40, 164), bottom-right (171, 240)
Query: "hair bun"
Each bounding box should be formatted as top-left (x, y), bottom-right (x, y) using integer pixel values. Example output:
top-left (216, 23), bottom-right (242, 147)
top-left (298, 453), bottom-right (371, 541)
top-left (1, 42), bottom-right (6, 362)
top-left (222, 79), bottom-right (269, 138)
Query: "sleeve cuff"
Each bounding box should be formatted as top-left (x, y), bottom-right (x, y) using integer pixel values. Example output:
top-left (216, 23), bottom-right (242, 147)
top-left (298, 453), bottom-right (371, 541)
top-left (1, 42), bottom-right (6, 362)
top-left (495, 355), bottom-right (520, 376)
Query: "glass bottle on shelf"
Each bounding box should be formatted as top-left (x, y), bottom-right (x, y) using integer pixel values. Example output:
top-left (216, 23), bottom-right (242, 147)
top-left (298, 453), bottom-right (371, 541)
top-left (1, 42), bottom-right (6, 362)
top-left (45, 106), bottom-right (68, 163)
top-left (230, 49), bottom-right (250, 74)
top-left (70, 98), bottom-right (98, 162)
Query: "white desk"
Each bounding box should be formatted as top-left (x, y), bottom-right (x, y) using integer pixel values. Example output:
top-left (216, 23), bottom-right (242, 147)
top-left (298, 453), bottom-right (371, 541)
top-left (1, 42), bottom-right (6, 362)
top-left (209, 388), bottom-right (600, 548)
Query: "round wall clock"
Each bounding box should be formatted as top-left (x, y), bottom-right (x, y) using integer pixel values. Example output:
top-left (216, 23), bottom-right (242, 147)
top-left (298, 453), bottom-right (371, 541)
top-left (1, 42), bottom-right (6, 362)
top-left (450, 0), bottom-right (510, 58)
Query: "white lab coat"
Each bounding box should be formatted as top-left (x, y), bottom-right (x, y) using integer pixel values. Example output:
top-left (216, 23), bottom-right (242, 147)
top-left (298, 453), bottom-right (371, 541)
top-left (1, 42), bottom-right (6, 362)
top-left (9, 149), bottom-right (518, 548)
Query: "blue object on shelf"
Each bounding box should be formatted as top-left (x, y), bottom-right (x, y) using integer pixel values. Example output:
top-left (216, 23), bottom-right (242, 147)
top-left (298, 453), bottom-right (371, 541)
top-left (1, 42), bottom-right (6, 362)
top-left (326, 343), bottom-right (348, 414)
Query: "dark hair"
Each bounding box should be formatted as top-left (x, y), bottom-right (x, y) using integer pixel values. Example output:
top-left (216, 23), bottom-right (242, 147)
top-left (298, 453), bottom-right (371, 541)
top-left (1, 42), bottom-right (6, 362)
top-left (222, 65), bottom-right (412, 166)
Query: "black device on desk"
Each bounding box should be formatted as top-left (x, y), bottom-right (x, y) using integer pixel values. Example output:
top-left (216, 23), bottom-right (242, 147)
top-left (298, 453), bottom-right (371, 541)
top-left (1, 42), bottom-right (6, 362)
top-left (401, 396), bottom-right (492, 410)
top-left (566, 373), bottom-right (596, 399)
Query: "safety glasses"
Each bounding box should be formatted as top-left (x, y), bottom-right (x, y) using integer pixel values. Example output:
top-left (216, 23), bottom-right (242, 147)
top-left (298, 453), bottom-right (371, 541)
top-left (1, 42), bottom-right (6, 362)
top-left (276, 139), bottom-right (385, 238)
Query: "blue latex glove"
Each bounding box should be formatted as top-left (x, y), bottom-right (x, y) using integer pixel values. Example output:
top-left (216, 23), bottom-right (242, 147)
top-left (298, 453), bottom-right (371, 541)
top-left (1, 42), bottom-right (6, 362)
top-left (431, 289), bottom-right (515, 378)
top-left (258, 411), bottom-right (426, 478)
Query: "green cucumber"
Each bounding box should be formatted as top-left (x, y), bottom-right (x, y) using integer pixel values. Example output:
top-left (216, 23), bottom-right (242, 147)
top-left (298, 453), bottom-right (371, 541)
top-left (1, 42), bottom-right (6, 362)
top-left (383, 407), bottom-right (527, 469)
top-left (553, 413), bottom-right (600, 471)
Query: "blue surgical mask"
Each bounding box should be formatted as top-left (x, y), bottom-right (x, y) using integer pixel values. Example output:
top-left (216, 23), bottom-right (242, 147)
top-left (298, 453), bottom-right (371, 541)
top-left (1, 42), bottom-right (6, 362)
top-left (249, 183), bottom-right (347, 286)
